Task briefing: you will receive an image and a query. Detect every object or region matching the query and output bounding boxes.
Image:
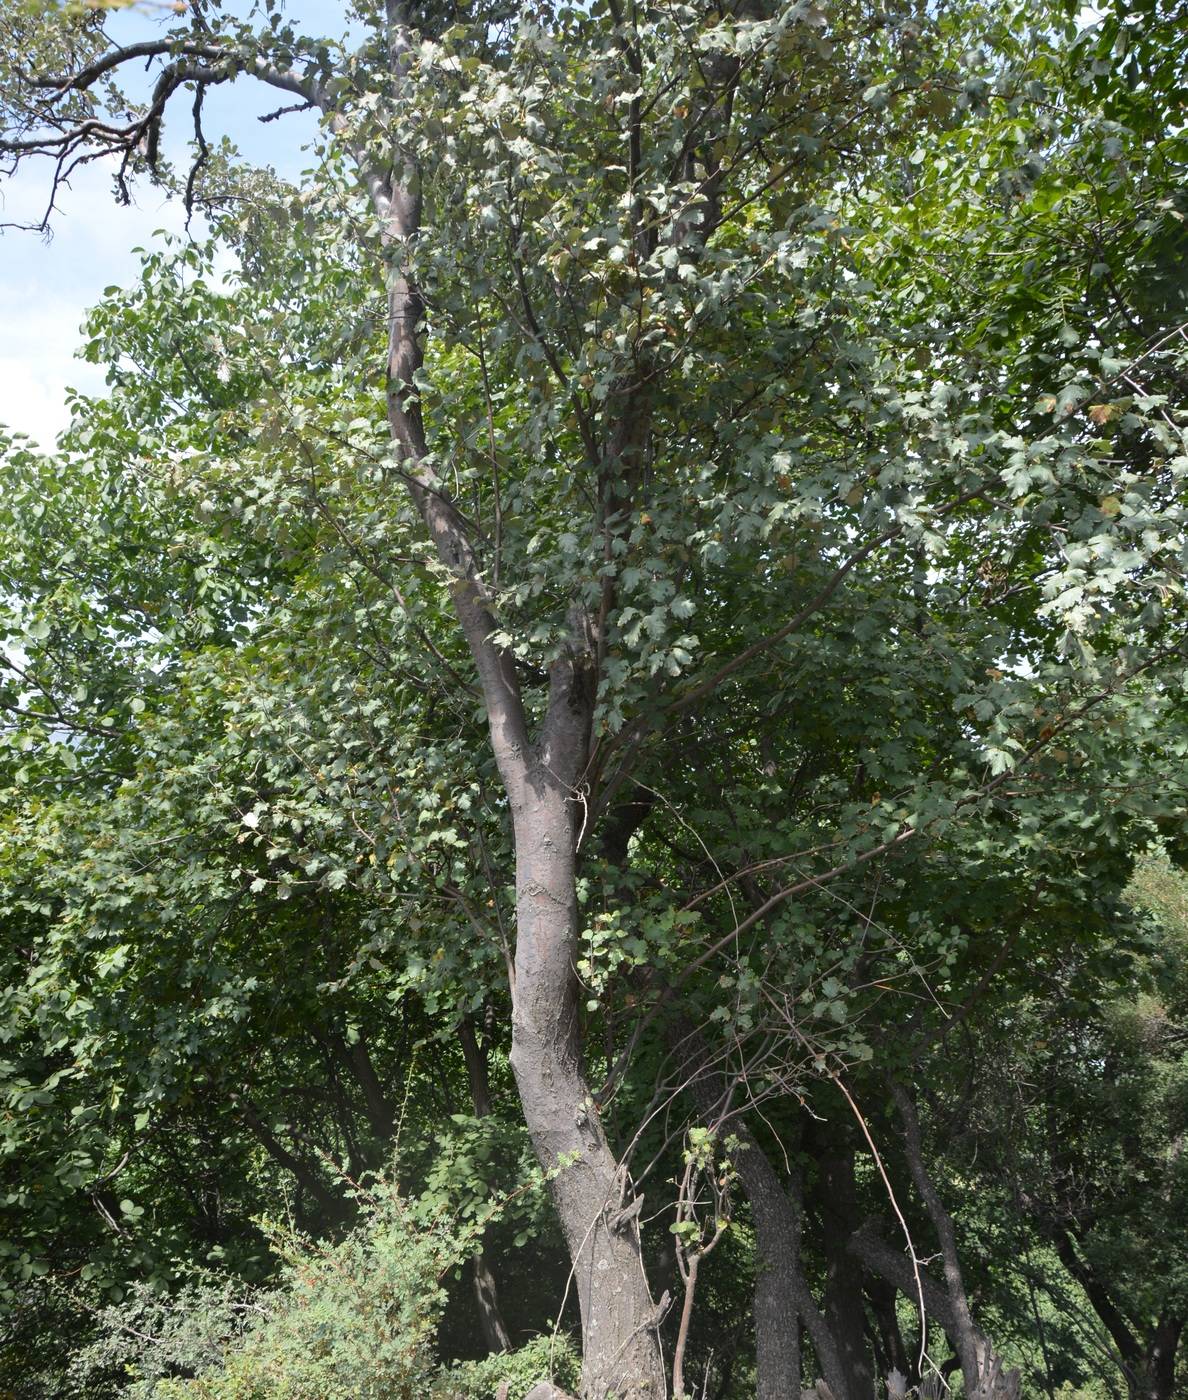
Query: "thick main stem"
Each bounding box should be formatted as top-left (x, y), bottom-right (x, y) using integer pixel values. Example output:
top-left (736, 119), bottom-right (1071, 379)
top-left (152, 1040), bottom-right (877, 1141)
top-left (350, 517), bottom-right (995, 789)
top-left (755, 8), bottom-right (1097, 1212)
top-left (509, 768), bottom-right (665, 1399)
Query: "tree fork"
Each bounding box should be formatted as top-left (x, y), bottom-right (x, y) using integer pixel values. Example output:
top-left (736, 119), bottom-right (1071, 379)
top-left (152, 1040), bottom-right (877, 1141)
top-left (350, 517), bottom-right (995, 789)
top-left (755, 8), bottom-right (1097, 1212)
top-left (364, 5), bottom-right (668, 1390)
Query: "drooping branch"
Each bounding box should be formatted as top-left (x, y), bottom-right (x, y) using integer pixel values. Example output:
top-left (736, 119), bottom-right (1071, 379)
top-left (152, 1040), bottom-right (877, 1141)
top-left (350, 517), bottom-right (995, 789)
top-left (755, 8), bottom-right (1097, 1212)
top-left (2, 34), bottom-right (322, 227)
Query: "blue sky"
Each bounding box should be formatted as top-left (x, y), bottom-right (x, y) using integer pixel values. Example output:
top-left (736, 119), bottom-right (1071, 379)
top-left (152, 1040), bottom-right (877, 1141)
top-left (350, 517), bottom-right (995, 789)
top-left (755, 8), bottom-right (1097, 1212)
top-left (0, 3), bottom-right (331, 448)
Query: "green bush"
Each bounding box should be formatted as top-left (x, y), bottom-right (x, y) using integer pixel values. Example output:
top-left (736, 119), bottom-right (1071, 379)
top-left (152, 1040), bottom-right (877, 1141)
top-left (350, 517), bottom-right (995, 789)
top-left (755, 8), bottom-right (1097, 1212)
top-left (64, 1170), bottom-right (582, 1400)
top-left (66, 1279), bottom-right (259, 1399)
top-left (433, 1332), bottom-right (581, 1400)
top-left (148, 1181), bottom-right (462, 1400)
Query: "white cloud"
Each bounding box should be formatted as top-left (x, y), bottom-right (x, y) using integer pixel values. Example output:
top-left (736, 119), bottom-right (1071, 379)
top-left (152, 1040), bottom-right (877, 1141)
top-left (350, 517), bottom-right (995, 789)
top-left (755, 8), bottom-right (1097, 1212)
top-left (0, 290), bottom-right (105, 451)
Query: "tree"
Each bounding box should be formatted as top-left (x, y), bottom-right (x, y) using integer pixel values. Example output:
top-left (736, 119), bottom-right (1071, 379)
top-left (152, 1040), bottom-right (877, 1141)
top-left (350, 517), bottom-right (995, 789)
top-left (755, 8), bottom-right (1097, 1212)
top-left (940, 846), bottom-right (1188, 1400)
top-left (1, 0), bottom-right (1186, 1395)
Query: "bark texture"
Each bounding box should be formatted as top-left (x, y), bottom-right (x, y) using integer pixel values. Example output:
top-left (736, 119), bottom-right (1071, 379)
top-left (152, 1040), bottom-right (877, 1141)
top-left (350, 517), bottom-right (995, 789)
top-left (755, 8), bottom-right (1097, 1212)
top-left (510, 762), bottom-right (665, 1398)
top-left (358, 15), bottom-right (666, 1393)
top-left (812, 1144), bottom-right (877, 1400)
top-left (362, 7), bottom-right (668, 1389)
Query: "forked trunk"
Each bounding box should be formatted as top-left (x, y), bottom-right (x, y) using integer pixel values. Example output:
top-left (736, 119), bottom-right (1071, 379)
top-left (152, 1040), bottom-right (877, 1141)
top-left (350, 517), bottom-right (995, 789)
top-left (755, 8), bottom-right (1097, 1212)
top-left (370, 14), bottom-right (665, 1382)
top-left (509, 781), bottom-right (665, 1399)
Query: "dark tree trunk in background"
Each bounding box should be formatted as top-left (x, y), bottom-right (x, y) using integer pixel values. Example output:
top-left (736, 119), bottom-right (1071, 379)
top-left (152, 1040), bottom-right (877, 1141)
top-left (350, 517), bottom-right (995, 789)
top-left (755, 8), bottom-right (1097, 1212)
top-left (890, 1084), bottom-right (1020, 1400)
top-left (688, 1095), bottom-right (803, 1399)
top-left (459, 1016), bottom-right (513, 1354)
top-left (674, 1019), bottom-right (849, 1400)
top-left (472, 1250), bottom-right (513, 1356)
top-left (867, 1276), bottom-right (913, 1385)
top-left (740, 1148), bottom-right (802, 1400)
top-left (1138, 1314), bottom-right (1182, 1400)
top-left (812, 1143), bottom-right (877, 1400)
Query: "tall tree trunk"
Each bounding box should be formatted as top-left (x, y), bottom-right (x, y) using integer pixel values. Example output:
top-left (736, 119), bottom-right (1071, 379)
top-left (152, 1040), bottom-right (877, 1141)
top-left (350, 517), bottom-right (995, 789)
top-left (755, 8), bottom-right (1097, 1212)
top-left (510, 765), bottom-right (665, 1398)
top-left (733, 1142), bottom-right (859, 1400)
top-left (742, 1151), bottom-right (802, 1400)
top-left (368, 8), bottom-right (667, 1388)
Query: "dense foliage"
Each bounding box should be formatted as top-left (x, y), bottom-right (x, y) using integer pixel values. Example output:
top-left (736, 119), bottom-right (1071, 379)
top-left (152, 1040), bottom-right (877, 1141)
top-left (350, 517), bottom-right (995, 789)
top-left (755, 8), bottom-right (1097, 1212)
top-left (1, 0), bottom-right (1186, 1396)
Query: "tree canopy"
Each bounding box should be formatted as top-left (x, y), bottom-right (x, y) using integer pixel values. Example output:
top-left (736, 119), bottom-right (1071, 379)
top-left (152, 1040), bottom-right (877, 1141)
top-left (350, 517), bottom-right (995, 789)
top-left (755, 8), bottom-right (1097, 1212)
top-left (0, 0), bottom-right (1186, 1397)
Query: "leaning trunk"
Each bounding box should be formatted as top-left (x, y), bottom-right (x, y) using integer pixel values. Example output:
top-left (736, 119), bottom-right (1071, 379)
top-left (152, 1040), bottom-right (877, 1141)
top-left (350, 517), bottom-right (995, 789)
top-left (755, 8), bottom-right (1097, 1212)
top-left (890, 1083), bottom-right (1020, 1400)
top-left (509, 779), bottom-right (666, 1399)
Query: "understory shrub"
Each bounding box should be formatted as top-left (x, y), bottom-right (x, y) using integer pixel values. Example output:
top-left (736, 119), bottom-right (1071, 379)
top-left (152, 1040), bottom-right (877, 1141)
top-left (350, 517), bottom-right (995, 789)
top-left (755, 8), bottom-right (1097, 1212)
top-left (66, 1280), bottom-right (262, 1399)
top-left (68, 1169), bottom-right (581, 1400)
top-left (143, 1179), bottom-right (461, 1399)
top-left (432, 1332), bottom-right (581, 1399)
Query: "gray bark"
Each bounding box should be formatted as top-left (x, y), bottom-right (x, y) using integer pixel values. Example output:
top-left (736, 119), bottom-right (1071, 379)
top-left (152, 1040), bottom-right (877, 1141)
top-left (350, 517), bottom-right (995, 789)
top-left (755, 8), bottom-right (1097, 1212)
top-left (370, 9), bottom-right (666, 1390)
top-left (510, 758), bottom-right (665, 1398)
top-left (744, 1155), bottom-right (803, 1400)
